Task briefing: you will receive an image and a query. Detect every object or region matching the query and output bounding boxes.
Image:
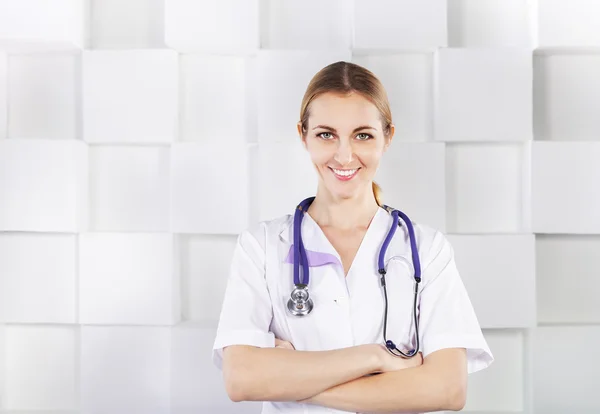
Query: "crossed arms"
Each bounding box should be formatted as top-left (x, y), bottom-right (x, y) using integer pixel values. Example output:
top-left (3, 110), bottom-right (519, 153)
top-left (222, 341), bottom-right (467, 413)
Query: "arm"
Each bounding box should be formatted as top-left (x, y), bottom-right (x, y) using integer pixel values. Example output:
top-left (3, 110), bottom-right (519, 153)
top-left (223, 343), bottom-right (382, 403)
top-left (299, 348), bottom-right (467, 413)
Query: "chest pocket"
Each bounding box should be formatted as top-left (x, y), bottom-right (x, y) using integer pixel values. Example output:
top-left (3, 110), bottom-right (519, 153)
top-left (380, 256), bottom-right (421, 352)
top-left (272, 262), bottom-right (354, 351)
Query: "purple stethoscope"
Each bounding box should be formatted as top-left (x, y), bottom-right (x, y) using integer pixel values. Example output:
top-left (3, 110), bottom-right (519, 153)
top-left (287, 196), bottom-right (422, 358)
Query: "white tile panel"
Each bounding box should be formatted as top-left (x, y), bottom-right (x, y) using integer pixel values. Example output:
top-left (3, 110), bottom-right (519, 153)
top-left (353, 0), bottom-right (447, 49)
top-left (0, 0), bottom-right (88, 52)
top-left (0, 324), bottom-right (5, 408)
top-left (181, 235), bottom-right (237, 325)
top-left (81, 326), bottom-right (170, 414)
top-left (0, 139), bottom-right (88, 232)
top-left (79, 233), bottom-right (180, 325)
top-left (447, 0), bottom-right (532, 47)
top-left (463, 330), bottom-right (524, 412)
top-left (170, 142), bottom-right (249, 234)
top-left (533, 52), bottom-right (600, 141)
top-left (256, 50), bottom-right (352, 144)
top-left (352, 52), bottom-right (434, 142)
top-left (448, 235), bottom-right (536, 328)
top-left (0, 234), bottom-right (76, 324)
top-left (446, 143), bottom-right (530, 233)
top-left (0, 52), bottom-right (6, 139)
top-left (171, 322), bottom-right (262, 413)
top-left (91, 0), bottom-right (165, 49)
top-left (532, 142), bottom-right (600, 234)
top-left (180, 54), bottom-right (248, 143)
top-left (377, 143), bottom-right (446, 231)
top-left (83, 50), bottom-right (178, 143)
top-left (88, 146), bottom-right (170, 232)
top-left (533, 326), bottom-right (600, 413)
top-left (435, 48), bottom-right (532, 142)
top-left (261, 0), bottom-right (352, 50)
top-left (537, 235), bottom-right (600, 324)
top-left (8, 53), bottom-right (78, 140)
top-left (255, 141), bottom-right (317, 222)
top-left (4, 325), bottom-right (77, 410)
top-left (537, 0), bottom-right (600, 47)
top-left (164, 0), bottom-right (259, 53)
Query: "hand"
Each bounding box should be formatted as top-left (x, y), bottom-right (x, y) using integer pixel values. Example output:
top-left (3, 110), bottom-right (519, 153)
top-left (375, 344), bottom-right (423, 373)
top-left (275, 337), bottom-right (295, 350)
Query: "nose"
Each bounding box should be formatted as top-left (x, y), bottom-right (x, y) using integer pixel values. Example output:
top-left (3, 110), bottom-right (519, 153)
top-left (333, 138), bottom-right (354, 166)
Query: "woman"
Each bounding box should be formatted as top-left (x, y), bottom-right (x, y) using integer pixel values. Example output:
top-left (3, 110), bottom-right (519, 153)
top-left (212, 61), bottom-right (493, 414)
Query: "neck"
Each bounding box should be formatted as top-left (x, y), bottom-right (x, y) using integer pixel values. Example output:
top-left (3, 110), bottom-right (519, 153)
top-left (306, 184), bottom-right (380, 231)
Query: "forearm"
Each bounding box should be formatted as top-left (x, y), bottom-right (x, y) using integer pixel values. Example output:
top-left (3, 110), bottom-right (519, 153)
top-left (224, 344), bottom-right (381, 402)
top-left (300, 352), bottom-right (466, 413)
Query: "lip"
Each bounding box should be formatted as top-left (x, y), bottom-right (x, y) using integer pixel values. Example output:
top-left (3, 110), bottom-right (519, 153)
top-left (329, 167), bottom-right (360, 181)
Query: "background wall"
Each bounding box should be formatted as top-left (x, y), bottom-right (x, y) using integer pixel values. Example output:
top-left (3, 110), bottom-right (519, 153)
top-left (0, 0), bottom-right (599, 413)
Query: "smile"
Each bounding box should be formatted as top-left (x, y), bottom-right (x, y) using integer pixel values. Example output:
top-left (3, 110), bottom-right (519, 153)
top-left (329, 167), bottom-right (360, 180)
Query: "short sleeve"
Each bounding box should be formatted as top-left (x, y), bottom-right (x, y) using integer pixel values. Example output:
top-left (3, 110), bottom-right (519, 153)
top-left (211, 227), bottom-right (275, 370)
top-left (418, 231), bottom-right (494, 374)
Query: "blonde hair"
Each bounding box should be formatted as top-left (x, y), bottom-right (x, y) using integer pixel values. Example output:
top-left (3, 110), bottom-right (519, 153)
top-left (298, 61), bottom-right (392, 207)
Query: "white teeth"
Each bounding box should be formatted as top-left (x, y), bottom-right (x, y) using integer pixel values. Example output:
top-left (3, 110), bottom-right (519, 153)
top-left (332, 168), bottom-right (358, 177)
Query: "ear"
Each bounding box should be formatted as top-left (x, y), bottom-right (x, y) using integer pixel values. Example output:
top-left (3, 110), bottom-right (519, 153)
top-left (384, 124), bottom-right (395, 152)
top-left (297, 121), bottom-right (307, 149)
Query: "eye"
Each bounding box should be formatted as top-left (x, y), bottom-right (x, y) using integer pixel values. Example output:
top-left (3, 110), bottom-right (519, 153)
top-left (317, 132), bottom-right (334, 140)
top-left (357, 133), bottom-right (373, 140)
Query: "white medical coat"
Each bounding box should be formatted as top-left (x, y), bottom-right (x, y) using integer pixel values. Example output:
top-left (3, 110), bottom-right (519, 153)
top-left (212, 206), bottom-right (494, 414)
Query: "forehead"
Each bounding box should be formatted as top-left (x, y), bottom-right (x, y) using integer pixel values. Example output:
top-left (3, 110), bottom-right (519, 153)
top-left (307, 92), bottom-right (381, 127)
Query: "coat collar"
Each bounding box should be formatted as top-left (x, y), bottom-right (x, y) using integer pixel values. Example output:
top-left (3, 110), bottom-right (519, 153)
top-left (278, 206), bottom-right (396, 268)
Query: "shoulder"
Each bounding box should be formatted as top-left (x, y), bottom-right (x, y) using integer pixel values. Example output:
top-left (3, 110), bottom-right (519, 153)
top-left (237, 213), bottom-right (293, 257)
top-left (409, 221), bottom-right (456, 285)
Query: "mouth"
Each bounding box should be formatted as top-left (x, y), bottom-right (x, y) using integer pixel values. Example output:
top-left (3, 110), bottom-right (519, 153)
top-left (329, 167), bottom-right (360, 181)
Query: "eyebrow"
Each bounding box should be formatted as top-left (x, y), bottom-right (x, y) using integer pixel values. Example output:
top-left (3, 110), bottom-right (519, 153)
top-left (312, 125), bottom-right (378, 133)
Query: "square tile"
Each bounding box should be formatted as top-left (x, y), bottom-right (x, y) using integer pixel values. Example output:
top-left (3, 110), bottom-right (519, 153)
top-left (83, 50), bottom-right (178, 143)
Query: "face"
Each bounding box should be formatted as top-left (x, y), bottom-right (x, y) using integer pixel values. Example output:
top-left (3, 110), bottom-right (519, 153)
top-left (297, 92), bottom-right (394, 201)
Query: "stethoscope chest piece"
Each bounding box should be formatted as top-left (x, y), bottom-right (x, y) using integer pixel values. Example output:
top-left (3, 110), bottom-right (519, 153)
top-left (287, 286), bottom-right (313, 316)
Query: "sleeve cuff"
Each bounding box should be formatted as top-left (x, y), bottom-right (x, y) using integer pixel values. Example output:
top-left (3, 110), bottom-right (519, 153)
top-left (422, 333), bottom-right (494, 374)
top-left (212, 329), bottom-right (276, 370)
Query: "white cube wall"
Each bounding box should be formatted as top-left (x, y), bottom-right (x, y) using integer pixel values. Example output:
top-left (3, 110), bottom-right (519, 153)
top-left (0, 234), bottom-right (77, 324)
top-left (91, 0), bottom-right (165, 49)
top-left (171, 142), bottom-right (249, 234)
top-left (181, 235), bottom-right (237, 325)
top-left (88, 146), bottom-right (170, 232)
top-left (353, 0), bottom-right (447, 49)
top-left (447, 0), bottom-right (532, 47)
top-left (448, 235), bottom-right (536, 328)
top-left (537, 0), bottom-right (600, 47)
top-left (534, 52), bottom-right (600, 141)
top-left (261, 0), bottom-right (352, 50)
top-left (180, 54), bottom-right (249, 143)
top-left (83, 50), bottom-right (178, 143)
top-left (435, 48), bottom-right (532, 142)
top-left (1, 2), bottom-right (600, 413)
top-left (255, 141), bottom-right (318, 222)
top-left (79, 233), bottom-right (180, 325)
top-left (532, 142), bottom-right (600, 234)
top-left (377, 143), bottom-right (446, 231)
top-left (0, 0), bottom-right (89, 52)
top-left (256, 50), bottom-right (351, 143)
top-left (4, 325), bottom-right (77, 410)
top-left (446, 143), bottom-right (530, 234)
top-left (81, 326), bottom-right (171, 414)
top-left (0, 139), bottom-right (88, 233)
top-left (352, 52), bottom-right (434, 142)
top-left (164, 0), bottom-right (259, 53)
top-left (536, 235), bottom-right (600, 324)
top-left (0, 52), bottom-right (7, 139)
top-left (8, 53), bottom-right (79, 140)
top-left (533, 326), bottom-right (600, 413)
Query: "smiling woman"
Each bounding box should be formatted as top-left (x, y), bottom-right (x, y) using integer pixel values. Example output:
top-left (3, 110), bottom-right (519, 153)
top-left (212, 61), bottom-right (493, 414)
